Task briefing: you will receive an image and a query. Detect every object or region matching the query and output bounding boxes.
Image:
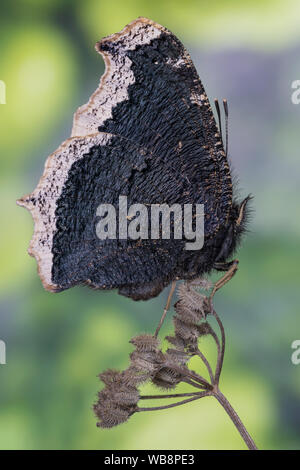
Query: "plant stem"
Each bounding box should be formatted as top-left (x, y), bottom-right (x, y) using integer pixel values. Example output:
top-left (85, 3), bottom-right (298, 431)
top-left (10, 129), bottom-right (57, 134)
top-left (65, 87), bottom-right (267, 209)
top-left (140, 391), bottom-right (209, 400)
top-left (138, 392), bottom-right (209, 412)
top-left (182, 378), bottom-right (208, 390)
top-left (196, 349), bottom-right (214, 383)
top-left (211, 309), bottom-right (225, 385)
top-left (171, 364), bottom-right (212, 390)
top-left (213, 389), bottom-right (258, 450)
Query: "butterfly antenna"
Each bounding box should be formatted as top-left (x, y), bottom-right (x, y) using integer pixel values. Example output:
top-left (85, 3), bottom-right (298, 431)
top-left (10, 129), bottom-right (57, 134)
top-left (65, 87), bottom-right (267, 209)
top-left (223, 99), bottom-right (229, 157)
top-left (214, 99), bottom-right (223, 145)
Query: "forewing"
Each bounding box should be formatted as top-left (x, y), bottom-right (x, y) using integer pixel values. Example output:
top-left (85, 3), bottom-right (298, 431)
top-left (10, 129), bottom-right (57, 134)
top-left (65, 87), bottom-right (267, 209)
top-left (17, 17), bottom-right (233, 295)
top-left (73, 17), bottom-right (233, 233)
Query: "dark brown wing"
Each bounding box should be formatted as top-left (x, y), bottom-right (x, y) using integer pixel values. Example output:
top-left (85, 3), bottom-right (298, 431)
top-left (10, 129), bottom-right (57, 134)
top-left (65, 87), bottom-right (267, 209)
top-left (17, 18), bottom-right (233, 297)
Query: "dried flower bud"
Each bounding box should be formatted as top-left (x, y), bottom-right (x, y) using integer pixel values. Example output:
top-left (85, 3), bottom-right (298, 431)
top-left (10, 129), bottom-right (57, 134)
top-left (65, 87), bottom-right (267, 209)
top-left (130, 334), bottom-right (160, 352)
top-left (177, 282), bottom-right (206, 317)
top-left (174, 299), bottom-right (202, 324)
top-left (165, 335), bottom-right (186, 351)
top-left (98, 369), bottom-right (123, 387)
top-left (152, 366), bottom-right (183, 390)
top-left (173, 316), bottom-right (199, 344)
top-left (111, 389), bottom-right (140, 406)
top-left (198, 322), bottom-right (214, 337)
top-left (165, 348), bottom-right (190, 366)
top-left (98, 369), bottom-right (142, 395)
top-left (125, 366), bottom-right (151, 386)
top-left (94, 400), bottom-right (136, 428)
top-left (129, 335), bottom-right (165, 379)
top-left (130, 350), bottom-right (164, 374)
top-left (187, 278), bottom-right (213, 291)
top-left (95, 368), bottom-right (140, 428)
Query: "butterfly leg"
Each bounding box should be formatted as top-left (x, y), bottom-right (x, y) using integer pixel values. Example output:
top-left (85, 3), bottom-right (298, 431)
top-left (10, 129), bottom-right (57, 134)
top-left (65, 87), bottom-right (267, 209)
top-left (209, 259), bottom-right (239, 304)
top-left (154, 281), bottom-right (177, 338)
top-left (213, 260), bottom-right (237, 272)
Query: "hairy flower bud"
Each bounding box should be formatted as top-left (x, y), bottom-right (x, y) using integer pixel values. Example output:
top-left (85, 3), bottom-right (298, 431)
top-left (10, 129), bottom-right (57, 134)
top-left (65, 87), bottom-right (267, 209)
top-left (187, 278), bottom-right (213, 291)
top-left (98, 369), bottom-right (123, 387)
top-left (125, 366), bottom-right (152, 386)
top-left (130, 334), bottom-right (160, 352)
top-left (152, 367), bottom-right (183, 390)
top-left (177, 283), bottom-right (207, 317)
top-left (165, 348), bottom-right (190, 366)
top-left (112, 389), bottom-right (140, 406)
top-left (173, 316), bottom-right (199, 344)
top-left (94, 400), bottom-right (136, 428)
top-left (165, 335), bottom-right (186, 351)
top-left (198, 322), bottom-right (214, 337)
top-left (130, 350), bottom-right (164, 374)
top-left (175, 300), bottom-right (203, 324)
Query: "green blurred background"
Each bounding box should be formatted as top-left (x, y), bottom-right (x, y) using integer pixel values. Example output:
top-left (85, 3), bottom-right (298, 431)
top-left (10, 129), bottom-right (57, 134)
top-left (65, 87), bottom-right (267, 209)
top-left (0, 0), bottom-right (300, 450)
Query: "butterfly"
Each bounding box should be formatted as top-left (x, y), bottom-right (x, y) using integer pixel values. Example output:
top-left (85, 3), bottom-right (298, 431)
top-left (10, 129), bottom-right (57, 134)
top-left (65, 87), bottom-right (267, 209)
top-left (17, 17), bottom-right (251, 300)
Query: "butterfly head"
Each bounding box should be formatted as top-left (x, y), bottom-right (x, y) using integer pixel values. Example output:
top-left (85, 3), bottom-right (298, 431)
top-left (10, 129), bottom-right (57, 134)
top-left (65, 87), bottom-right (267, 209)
top-left (214, 195), bottom-right (252, 264)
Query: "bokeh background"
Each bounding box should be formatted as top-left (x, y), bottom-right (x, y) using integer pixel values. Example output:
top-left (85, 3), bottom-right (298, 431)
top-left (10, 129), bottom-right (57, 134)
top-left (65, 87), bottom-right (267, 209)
top-left (0, 0), bottom-right (300, 450)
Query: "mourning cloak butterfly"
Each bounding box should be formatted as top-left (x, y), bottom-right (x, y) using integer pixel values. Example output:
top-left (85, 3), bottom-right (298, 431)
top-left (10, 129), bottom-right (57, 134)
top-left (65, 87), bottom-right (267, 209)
top-left (17, 17), bottom-right (250, 300)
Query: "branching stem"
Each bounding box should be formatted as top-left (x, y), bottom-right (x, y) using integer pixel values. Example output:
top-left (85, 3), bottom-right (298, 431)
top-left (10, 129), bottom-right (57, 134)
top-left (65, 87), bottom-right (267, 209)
top-left (213, 388), bottom-right (257, 450)
top-left (138, 392), bottom-right (210, 412)
top-left (140, 391), bottom-right (210, 400)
